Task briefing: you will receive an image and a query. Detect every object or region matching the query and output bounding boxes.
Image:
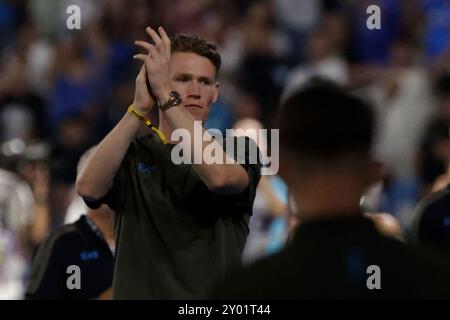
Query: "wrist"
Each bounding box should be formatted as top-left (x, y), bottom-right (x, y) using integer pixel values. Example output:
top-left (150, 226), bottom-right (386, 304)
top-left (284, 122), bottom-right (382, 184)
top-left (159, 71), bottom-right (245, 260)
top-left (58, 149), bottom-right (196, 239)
top-left (128, 103), bottom-right (147, 119)
top-left (131, 101), bottom-right (151, 115)
top-left (155, 86), bottom-right (172, 104)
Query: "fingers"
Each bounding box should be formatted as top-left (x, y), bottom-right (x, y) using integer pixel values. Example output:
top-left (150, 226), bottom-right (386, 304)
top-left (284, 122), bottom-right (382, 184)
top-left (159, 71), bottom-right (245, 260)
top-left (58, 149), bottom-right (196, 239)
top-left (134, 40), bottom-right (155, 53)
top-left (133, 26), bottom-right (171, 98)
top-left (133, 53), bottom-right (149, 62)
top-left (139, 64), bottom-right (146, 74)
top-left (158, 26), bottom-right (171, 56)
top-left (133, 54), bottom-right (154, 68)
top-left (134, 40), bottom-right (159, 61)
top-left (145, 26), bottom-right (171, 57)
top-left (146, 26), bottom-right (164, 54)
top-left (136, 65), bottom-right (146, 82)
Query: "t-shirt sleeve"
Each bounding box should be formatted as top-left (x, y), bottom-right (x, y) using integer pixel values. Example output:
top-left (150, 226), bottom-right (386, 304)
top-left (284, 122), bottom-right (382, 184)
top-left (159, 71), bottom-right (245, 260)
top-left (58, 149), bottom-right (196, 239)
top-left (82, 143), bottom-right (134, 212)
top-left (219, 136), bottom-right (262, 209)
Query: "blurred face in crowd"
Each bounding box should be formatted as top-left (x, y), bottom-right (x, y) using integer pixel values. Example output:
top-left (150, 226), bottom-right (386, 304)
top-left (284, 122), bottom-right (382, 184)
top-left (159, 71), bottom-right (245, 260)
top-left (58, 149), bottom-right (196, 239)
top-left (170, 52), bottom-right (219, 122)
top-left (306, 30), bottom-right (335, 62)
top-left (390, 42), bottom-right (415, 68)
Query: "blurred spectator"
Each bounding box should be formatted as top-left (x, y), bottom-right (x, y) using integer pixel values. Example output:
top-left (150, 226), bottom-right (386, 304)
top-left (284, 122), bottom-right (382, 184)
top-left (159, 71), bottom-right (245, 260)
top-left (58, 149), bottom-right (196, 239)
top-left (360, 165), bottom-right (404, 241)
top-left (233, 118), bottom-right (289, 264)
top-left (18, 161), bottom-right (51, 247)
top-left (0, 140), bottom-right (53, 300)
top-left (0, 0), bottom-right (27, 51)
top-left (0, 23), bottom-right (48, 143)
top-left (271, 0), bottom-right (321, 63)
top-left (47, 34), bottom-right (105, 131)
top-left (242, 174), bottom-right (288, 263)
top-left (282, 25), bottom-right (349, 100)
top-left (47, 115), bottom-right (91, 227)
top-left (375, 39), bottom-right (436, 223)
top-left (0, 167), bottom-right (35, 299)
top-left (234, 1), bottom-right (287, 127)
top-left (321, 10), bottom-right (350, 56)
top-left (417, 74), bottom-right (450, 196)
top-left (25, 204), bottom-right (114, 299)
top-left (272, 0), bottom-right (320, 34)
top-left (169, 0), bottom-right (217, 35)
top-left (419, 119), bottom-right (450, 195)
top-left (232, 92), bottom-right (263, 124)
top-left (25, 147), bottom-right (114, 299)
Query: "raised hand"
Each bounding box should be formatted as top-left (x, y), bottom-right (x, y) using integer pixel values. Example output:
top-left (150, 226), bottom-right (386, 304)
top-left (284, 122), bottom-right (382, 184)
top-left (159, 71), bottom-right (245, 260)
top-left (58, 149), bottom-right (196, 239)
top-left (133, 26), bottom-right (172, 104)
top-left (133, 65), bottom-right (155, 114)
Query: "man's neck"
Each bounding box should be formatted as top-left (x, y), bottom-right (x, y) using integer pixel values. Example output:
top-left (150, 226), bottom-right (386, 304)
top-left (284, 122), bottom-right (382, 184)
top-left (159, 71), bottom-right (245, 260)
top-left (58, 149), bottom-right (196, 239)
top-left (290, 175), bottom-right (366, 223)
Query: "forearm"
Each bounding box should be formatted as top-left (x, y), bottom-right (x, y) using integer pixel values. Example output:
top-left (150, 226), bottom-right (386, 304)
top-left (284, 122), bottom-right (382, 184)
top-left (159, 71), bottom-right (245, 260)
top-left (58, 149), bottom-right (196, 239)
top-left (76, 112), bottom-right (141, 200)
top-left (29, 201), bottom-right (49, 245)
top-left (163, 106), bottom-right (248, 194)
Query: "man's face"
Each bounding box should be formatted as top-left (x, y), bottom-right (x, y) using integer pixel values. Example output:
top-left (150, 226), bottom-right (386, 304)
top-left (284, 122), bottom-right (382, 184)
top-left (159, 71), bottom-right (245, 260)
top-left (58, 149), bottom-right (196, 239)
top-left (170, 52), bottom-right (219, 122)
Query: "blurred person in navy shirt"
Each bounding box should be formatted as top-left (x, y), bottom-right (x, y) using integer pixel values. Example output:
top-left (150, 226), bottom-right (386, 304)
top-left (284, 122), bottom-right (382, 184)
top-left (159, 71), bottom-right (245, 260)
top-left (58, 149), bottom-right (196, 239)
top-left (215, 81), bottom-right (450, 299)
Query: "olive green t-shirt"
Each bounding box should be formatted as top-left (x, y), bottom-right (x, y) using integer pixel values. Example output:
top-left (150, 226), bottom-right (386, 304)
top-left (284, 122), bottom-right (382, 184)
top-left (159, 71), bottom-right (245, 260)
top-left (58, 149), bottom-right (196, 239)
top-left (85, 135), bottom-right (261, 299)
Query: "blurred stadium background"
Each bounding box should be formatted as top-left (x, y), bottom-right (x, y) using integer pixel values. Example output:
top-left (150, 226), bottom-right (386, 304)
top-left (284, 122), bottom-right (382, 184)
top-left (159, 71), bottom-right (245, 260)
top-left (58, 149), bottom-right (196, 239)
top-left (1, 0), bottom-right (450, 299)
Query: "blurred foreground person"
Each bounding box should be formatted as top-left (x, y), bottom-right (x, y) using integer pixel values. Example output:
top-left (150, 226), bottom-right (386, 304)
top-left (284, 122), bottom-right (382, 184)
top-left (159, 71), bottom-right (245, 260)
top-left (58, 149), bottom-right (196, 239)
top-left (25, 149), bottom-right (114, 300)
top-left (215, 81), bottom-right (450, 299)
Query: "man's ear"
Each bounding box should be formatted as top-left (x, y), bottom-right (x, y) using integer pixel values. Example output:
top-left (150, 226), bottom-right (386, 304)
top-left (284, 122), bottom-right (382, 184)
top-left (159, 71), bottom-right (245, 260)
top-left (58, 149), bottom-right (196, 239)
top-left (212, 81), bottom-right (220, 103)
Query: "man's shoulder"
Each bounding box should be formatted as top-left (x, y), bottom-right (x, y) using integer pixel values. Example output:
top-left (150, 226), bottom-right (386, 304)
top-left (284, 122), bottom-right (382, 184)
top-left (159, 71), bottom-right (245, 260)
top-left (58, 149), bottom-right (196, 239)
top-left (36, 218), bottom-right (85, 256)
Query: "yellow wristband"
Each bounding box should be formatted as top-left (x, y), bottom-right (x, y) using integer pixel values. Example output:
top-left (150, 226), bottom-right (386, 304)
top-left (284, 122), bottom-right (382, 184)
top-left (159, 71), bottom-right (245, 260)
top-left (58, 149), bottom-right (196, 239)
top-left (127, 104), bottom-right (168, 144)
top-left (128, 104), bottom-right (147, 120)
